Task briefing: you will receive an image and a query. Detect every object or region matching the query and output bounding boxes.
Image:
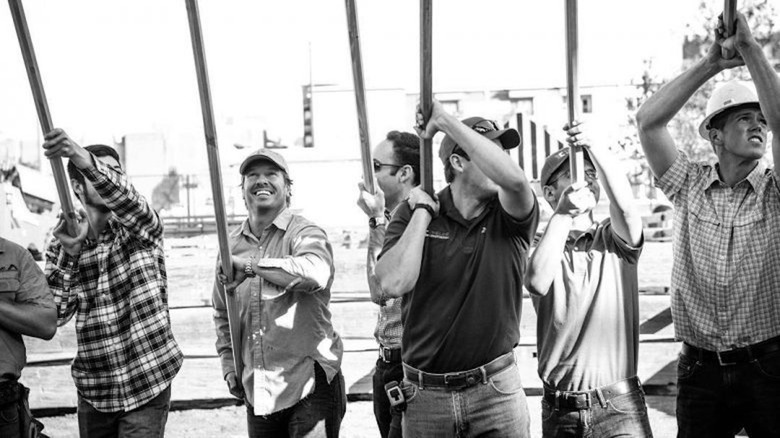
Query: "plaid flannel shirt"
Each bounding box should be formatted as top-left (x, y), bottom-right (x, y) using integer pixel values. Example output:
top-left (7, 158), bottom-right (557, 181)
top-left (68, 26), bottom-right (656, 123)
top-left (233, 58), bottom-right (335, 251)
top-left (657, 153), bottom-right (780, 351)
top-left (45, 156), bottom-right (183, 412)
top-left (367, 209), bottom-right (402, 349)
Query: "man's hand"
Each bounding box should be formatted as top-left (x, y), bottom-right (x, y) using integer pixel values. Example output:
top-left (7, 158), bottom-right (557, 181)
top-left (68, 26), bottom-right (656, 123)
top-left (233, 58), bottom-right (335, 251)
top-left (555, 182), bottom-right (596, 217)
top-left (563, 120), bottom-right (592, 149)
top-left (719, 11), bottom-right (759, 55)
top-left (42, 128), bottom-right (92, 169)
top-left (52, 209), bottom-right (89, 256)
top-left (414, 99), bottom-right (449, 139)
top-left (407, 186), bottom-right (440, 217)
top-left (225, 372), bottom-right (245, 399)
top-left (357, 181), bottom-right (385, 218)
top-left (217, 255), bottom-right (249, 293)
top-left (704, 13), bottom-right (747, 71)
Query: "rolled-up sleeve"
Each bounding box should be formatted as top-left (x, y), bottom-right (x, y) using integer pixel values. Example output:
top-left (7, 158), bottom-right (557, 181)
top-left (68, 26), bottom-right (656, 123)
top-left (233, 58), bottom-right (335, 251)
top-left (257, 225), bottom-right (334, 293)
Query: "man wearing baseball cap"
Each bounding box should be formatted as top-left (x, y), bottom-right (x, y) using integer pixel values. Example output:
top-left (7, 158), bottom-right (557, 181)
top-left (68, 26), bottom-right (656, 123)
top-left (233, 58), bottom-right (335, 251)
top-left (526, 122), bottom-right (650, 437)
top-left (636, 12), bottom-right (780, 436)
top-left (375, 100), bottom-right (538, 436)
top-left (213, 148), bottom-right (345, 437)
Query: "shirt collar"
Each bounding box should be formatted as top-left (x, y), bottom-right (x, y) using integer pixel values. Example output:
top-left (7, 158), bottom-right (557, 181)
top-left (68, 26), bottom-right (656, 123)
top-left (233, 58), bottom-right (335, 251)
top-left (240, 207), bottom-right (293, 238)
top-left (567, 221), bottom-right (598, 244)
top-left (709, 161), bottom-right (767, 191)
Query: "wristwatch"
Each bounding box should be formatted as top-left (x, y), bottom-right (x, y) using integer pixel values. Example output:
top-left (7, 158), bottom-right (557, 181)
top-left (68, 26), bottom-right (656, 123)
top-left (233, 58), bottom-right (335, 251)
top-left (413, 203), bottom-right (437, 218)
top-left (244, 257), bottom-right (257, 278)
top-left (369, 216), bottom-right (386, 229)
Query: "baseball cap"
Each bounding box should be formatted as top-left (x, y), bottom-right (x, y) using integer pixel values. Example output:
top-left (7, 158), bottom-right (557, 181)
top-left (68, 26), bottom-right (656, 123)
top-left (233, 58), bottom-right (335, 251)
top-left (239, 148), bottom-right (289, 175)
top-left (699, 80), bottom-right (762, 139)
top-left (540, 147), bottom-right (594, 187)
top-left (439, 117), bottom-right (521, 164)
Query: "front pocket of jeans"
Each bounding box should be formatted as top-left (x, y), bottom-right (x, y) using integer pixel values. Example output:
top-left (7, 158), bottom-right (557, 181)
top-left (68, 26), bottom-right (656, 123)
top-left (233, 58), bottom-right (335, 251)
top-left (607, 390), bottom-right (648, 415)
top-left (401, 381), bottom-right (420, 404)
top-left (488, 365), bottom-right (523, 395)
top-left (541, 399), bottom-right (556, 421)
top-left (752, 352), bottom-right (780, 380)
top-left (677, 354), bottom-right (700, 381)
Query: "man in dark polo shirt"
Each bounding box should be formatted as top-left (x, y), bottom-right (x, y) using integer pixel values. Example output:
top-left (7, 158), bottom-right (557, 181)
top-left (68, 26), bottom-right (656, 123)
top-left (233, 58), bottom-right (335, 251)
top-left (376, 100), bottom-right (539, 437)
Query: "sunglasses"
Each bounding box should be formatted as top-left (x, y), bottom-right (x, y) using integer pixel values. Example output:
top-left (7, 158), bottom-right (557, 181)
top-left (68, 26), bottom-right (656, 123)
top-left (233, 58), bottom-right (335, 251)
top-left (373, 160), bottom-right (401, 172)
top-left (471, 119), bottom-right (501, 134)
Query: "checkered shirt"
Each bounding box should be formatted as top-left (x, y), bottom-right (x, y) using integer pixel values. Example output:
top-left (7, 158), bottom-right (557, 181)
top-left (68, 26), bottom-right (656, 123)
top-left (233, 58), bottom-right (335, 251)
top-left (656, 153), bottom-right (780, 351)
top-left (45, 157), bottom-right (183, 412)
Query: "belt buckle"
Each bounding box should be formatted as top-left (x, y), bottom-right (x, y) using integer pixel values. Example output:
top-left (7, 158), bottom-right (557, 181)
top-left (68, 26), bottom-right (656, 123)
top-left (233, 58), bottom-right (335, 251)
top-left (379, 347), bottom-right (390, 362)
top-left (716, 350), bottom-right (737, 366)
top-left (576, 392), bottom-right (592, 409)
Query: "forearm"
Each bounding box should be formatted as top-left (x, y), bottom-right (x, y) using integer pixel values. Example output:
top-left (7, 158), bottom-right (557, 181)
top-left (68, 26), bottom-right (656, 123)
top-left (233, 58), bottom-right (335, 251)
top-left (741, 43), bottom-right (780, 133)
top-left (587, 148), bottom-right (642, 244)
top-left (438, 115), bottom-right (528, 191)
top-left (256, 253), bottom-right (332, 292)
top-left (366, 226), bottom-right (386, 304)
top-left (525, 215), bottom-right (571, 296)
top-left (0, 302), bottom-right (57, 340)
top-left (637, 58), bottom-right (719, 130)
top-left (375, 210), bottom-right (431, 297)
top-left (45, 246), bottom-right (79, 325)
top-left (85, 158), bottom-right (163, 241)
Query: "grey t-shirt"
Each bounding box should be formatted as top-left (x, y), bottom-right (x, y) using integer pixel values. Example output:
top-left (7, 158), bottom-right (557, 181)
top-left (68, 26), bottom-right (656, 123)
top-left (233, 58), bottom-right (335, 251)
top-left (533, 219), bottom-right (643, 391)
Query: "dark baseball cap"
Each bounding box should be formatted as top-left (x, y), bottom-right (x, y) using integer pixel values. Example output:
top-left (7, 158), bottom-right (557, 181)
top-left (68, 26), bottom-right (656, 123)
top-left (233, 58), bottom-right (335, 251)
top-left (439, 117), bottom-right (521, 164)
top-left (239, 148), bottom-right (289, 175)
top-left (540, 147), bottom-right (594, 187)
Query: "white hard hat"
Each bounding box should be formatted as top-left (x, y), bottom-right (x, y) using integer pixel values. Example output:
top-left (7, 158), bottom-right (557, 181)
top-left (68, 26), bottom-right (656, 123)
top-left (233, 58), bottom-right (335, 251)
top-left (699, 80), bottom-right (761, 139)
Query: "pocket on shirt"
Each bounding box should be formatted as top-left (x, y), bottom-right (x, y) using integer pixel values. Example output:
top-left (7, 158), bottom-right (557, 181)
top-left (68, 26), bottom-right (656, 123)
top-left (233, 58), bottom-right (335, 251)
top-left (0, 274), bottom-right (20, 298)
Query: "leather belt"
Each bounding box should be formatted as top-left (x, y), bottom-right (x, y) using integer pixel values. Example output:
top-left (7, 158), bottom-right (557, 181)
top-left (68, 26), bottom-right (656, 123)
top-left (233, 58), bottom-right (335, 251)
top-left (379, 346), bottom-right (402, 364)
top-left (403, 351), bottom-right (515, 391)
top-left (682, 335), bottom-right (780, 366)
top-left (543, 376), bottom-right (642, 411)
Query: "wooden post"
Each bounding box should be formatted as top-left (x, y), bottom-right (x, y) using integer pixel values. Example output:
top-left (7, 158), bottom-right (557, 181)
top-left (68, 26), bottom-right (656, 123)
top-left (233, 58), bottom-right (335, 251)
top-left (184, 0), bottom-right (242, 386)
top-left (722, 0), bottom-right (738, 59)
top-left (516, 113), bottom-right (525, 170)
top-left (530, 120), bottom-right (538, 180)
top-left (345, 0), bottom-right (375, 194)
top-left (419, 0), bottom-right (434, 196)
top-left (565, 0), bottom-right (584, 183)
top-left (8, 0), bottom-right (78, 234)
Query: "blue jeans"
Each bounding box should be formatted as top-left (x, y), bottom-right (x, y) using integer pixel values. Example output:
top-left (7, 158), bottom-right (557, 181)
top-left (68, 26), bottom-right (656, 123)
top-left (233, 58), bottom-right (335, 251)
top-left (676, 349), bottom-right (780, 438)
top-left (402, 359), bottom-right (531, 437)
top-left (77, 385), bottom-right (171, 438)
top-left (246, 363), bottom-right (346, 438)
top-left (0, 402), bottom-right (20, 438)
top-left (541, 388), bottom-right (652, 437)
top-left (372, 358), bottom-right (403, 438)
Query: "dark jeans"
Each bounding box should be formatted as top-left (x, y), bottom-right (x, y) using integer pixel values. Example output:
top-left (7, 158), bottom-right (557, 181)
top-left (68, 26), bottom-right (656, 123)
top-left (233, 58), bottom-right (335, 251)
top-left (676, 349), bottom-right (780, 438)
top-left (541, 389), bottom-right (653, 437)
top-left (372, 358), bottom-right (403, 438)
top-left (77, 385), bottom-right (171, 438)
top-left (246, 363), bottom-right (346, 438)
top-left (0, 401), bottom-right (20, 438)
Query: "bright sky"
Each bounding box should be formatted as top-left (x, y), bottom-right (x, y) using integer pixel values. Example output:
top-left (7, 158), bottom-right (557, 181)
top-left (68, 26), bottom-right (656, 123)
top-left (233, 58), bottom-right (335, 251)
top-left (0, 0), bottom-right (705, 151)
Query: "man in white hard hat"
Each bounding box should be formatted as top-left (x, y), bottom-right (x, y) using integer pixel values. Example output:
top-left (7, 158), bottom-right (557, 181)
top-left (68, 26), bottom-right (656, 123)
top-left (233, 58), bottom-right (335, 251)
top-left (636, 12), bottom-right (780, 437)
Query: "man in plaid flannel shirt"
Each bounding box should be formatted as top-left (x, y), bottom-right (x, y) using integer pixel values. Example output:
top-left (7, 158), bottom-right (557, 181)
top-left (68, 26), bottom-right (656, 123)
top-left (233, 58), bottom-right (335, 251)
top-left (637, 12), bottom-right (780, 437)
top-left (44, 129), bottom-right (182, 437)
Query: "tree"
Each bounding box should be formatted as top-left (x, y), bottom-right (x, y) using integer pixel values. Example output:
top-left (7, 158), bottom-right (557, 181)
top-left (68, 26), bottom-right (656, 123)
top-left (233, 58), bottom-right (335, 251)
top-left (627, 0), bottom-right (780, 164)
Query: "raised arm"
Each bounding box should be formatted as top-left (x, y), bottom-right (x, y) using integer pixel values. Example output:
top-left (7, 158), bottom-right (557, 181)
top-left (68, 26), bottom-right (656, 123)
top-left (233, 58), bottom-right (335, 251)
top-left (567, 122), bottom-right (643, 246)
top-left (525, 183), bottom-right (595, 296)
top-left (375, 187), bottom-right (438, 298)
top-left (42, 129), bottom-right (163, 245)
top-left (357, 182), bottom-right (387, 304)
top-left (636, 38), bottom-right (743, 178)
top-left (728, 13), bottom-right (780, 175)
top-left (417, 101), bottom-right (535, 219)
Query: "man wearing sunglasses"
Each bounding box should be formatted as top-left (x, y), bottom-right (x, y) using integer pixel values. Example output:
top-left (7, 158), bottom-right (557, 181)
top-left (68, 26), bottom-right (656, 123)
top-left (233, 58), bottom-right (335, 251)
top-left (526, 122), bottom-right (650, 437)
top-left (375, 101), bottom-right (539, 437)
top-left (356, 131), bottom-right (420, 438)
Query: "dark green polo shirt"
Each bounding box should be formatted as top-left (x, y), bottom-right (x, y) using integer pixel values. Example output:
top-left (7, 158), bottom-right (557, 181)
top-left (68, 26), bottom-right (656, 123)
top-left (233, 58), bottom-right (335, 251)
top-left (381, 187), bottom-right (539, 373)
